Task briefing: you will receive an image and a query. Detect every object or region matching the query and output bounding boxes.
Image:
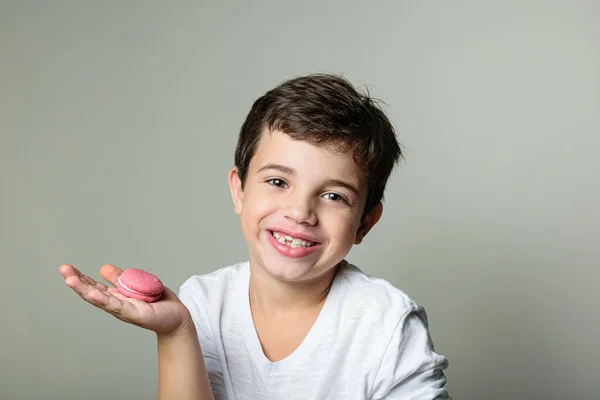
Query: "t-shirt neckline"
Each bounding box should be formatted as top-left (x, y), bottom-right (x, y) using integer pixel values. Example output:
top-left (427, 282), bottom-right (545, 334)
top-left (238, 261), bottom-right (345, 372)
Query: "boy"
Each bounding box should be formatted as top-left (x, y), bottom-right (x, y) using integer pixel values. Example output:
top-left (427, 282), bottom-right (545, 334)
top-left (60, 73), bottom-right (449, 399)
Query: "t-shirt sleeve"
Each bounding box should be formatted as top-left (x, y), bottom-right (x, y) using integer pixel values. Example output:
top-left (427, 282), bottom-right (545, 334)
top-left (370, 305), bottom-right (450, 399)
top-left (178, 278), bottom-right (225, 396)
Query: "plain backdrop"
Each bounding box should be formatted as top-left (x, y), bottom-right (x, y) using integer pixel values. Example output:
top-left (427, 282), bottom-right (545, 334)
top-left (1, 1), bottom-right (599, 399)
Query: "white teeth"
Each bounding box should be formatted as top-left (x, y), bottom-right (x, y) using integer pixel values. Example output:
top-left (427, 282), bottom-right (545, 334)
top-left (271, 231), bottom-right (314, 248)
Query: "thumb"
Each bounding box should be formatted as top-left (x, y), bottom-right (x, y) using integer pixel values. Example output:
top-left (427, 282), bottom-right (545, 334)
top-left (100, 264), bottom-right (123, 286)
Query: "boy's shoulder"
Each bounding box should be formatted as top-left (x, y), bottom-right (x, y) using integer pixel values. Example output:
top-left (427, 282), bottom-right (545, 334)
top-left (335, 261), bottom-right (421, 318)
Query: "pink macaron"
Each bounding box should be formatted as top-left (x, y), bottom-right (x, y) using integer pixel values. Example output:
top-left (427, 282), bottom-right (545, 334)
top-left (117, 268), bottom-right (164, 302)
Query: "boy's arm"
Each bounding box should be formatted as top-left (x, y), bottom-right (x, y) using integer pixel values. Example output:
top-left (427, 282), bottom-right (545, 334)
top-left (157, 322), bottom-right (215, 400)
top-left (370, 306), bottom-right (450, 399)
top-left (58, 264), bottom-right (215, 400)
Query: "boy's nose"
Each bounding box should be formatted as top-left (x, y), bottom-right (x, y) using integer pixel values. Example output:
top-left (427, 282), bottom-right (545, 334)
top-left (282, 195), bottom-right (317, 226)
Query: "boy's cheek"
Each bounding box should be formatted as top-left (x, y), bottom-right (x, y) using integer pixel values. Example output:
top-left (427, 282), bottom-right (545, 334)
top-left (243, 196), bottom-right (276, 221)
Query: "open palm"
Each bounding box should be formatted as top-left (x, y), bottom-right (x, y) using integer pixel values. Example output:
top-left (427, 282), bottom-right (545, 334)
top-left (60, 264), bottom-right (191, 335)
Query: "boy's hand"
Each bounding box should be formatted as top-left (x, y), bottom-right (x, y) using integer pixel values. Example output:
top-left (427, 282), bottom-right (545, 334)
top-left (59, 264), bottom-right (192, 336)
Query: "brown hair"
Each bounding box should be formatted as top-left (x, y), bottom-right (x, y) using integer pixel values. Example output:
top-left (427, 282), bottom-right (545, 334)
top-left (234, 73), bottom-right (403, 216)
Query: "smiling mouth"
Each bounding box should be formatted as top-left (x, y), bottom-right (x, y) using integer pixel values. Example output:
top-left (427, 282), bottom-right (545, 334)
top-left (269, 230), bottom-right (317, 248)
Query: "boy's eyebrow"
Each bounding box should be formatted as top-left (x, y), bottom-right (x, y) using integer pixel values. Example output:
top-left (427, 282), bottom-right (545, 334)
top-left (257, 163), bottom-right (360, 197)
top-left (257, 163), bottom-right (295, 176)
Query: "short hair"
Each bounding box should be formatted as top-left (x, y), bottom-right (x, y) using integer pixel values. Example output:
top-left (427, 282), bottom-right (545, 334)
top-left (234, 73), bottom-right (402, 216)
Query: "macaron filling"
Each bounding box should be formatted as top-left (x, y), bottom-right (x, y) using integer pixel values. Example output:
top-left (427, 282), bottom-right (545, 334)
top-left (117, 276), bottom-right (161, 296)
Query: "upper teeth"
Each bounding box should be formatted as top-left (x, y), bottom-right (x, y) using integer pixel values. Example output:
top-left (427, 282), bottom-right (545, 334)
top-left (272, 231), bottom-right (314, 248)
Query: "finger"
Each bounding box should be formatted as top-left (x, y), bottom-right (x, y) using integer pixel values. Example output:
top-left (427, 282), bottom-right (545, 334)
top-left (80, 275), bottom-right (108, 291)
top-left (106, 286), bottom-right (120, 296)
top-left (98, 290), bottom-right (140, 318)
top-left (64, 275), bottom-right (98, 304)
top-left (64, 274), bottom-right (85, 290)
top-left (110, 290), bottom-right (143, 305)
top-left (81, 275), bottom-right (96, 286)
top-left (85, 286), bottom-right (111, 305)
top-left (86, 288), bottom-right (129, 315)
top-left (107, 286), bottom-right (147, 305)
top-left (100, 264), bottom-right (123, 286)
top-left (66, 276), bottom-right (137, 318)
top-left (59, 264), bottom-right (82, 279)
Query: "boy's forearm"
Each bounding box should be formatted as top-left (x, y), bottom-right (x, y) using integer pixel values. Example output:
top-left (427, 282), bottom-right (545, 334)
top-left (156, 324), bottom-right (215, 400)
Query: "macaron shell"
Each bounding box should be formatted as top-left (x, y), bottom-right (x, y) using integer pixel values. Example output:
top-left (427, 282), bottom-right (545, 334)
top-left (117, 268), bottom-right (164, 302)
top-left (119, 268), bottom-right (163, 295)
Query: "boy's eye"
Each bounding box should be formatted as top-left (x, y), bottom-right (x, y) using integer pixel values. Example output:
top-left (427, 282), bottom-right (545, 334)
top-left (323, 193), bottom-right (347, 203)
top-left (267, 178), bottom-right (288, 188)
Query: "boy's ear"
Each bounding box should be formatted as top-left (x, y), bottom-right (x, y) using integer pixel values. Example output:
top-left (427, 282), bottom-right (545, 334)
top-left (228, 167), bottom-right (244, 215)
top-left (354, 202), bottom-right (383, 244)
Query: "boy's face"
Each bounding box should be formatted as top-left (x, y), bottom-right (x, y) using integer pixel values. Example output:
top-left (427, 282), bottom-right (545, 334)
top-left (228, 129), bottom-right (382, 284)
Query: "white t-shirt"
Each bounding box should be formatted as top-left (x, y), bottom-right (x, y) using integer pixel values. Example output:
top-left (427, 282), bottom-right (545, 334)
top-left (178, 261), bottom-right (450, 399)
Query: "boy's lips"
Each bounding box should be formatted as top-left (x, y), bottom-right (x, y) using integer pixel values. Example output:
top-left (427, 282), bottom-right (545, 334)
top-left (266, 230), bottom-right (321, 258)
top-left (266, 227), bottom-right (321, 244)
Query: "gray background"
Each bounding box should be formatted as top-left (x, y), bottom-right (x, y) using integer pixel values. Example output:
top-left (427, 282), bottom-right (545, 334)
top-left (2, 1), bottom-right (599, 399)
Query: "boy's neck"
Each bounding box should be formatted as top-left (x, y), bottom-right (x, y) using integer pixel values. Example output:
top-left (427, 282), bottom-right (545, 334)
top-left (248, 262), bottom-right (339, 317)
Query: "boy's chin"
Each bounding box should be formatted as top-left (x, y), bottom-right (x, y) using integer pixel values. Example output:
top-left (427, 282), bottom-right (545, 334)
top-left (256, 257), bottom-right (338, 285)
top-left (261, 260), bottom-right (315, 282)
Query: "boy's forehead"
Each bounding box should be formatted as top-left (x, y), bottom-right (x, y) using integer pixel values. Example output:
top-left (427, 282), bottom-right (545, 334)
top-left (253, 129), bottom-right (354, 164)
top-left (250, 129), bottom-right (367, 187)
top-left (258, 128), bottom-right (352, 153)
